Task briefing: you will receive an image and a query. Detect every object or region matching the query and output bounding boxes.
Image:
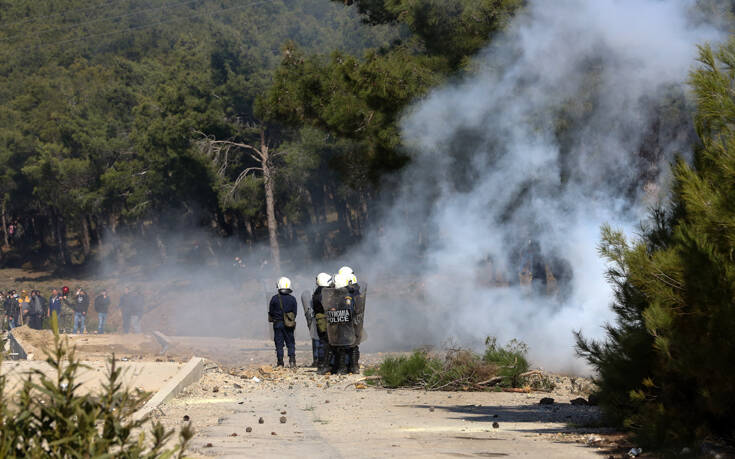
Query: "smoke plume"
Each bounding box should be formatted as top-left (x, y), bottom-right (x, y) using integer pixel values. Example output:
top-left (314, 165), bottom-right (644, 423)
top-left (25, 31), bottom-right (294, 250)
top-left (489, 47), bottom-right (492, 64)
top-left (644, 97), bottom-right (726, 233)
top-left (350, 0), bottom-right (722, 373)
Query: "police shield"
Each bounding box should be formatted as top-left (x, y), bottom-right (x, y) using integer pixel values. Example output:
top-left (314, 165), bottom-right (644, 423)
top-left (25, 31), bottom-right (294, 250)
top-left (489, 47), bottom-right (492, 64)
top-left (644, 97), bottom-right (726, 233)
top-left (353, 282), bottom-right (367, 344)
top-left (300, 290), bottom-right (319, 340)
top-left (322, 287), bottom-right (357, 347)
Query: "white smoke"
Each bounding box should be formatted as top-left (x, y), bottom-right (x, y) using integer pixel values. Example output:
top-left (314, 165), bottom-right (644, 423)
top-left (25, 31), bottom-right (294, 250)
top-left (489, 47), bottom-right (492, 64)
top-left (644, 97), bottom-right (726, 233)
top-left (351, 0), bottom-right (723, 373)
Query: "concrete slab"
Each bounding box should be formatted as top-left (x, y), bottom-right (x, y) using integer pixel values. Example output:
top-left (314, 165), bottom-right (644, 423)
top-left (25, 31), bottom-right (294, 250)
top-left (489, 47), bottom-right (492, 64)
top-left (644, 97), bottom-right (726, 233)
top-left (1, 360), bottom-right (184, 396)
top-left (133, 356), bottom-right (204, 421)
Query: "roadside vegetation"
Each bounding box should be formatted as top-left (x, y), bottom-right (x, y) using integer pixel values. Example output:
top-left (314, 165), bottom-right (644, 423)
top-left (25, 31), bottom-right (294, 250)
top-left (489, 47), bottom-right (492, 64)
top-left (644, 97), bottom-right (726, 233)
top-left (576, 39), bottom-right (735, 452)
top-left (0, 317), bottom-right (192, 457)
top-left (365, 337), bottom-right (554, 392)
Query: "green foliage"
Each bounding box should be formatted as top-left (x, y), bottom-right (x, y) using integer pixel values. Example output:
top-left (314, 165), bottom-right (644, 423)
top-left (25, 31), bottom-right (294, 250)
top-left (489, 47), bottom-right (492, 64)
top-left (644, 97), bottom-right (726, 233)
top-left (0, 0), bottom-right (396, 266)
top-left (577, 38), bottom-right (735, 449)
top-left (366, 338), bottom-right (532, 390)
top-left (365, 350), bottom-right (443, 388)
top-left (0, 316), bottom-right (192, 457)
top-left (482, 337), bottom-right (530, 388)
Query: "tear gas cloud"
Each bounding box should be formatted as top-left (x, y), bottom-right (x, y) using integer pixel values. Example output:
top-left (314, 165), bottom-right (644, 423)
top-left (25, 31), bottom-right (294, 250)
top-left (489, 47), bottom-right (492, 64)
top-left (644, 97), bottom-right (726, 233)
top-left (101, 0), bottom-right (721, 375)
top-left (343, 0), bottom-right (722, 374)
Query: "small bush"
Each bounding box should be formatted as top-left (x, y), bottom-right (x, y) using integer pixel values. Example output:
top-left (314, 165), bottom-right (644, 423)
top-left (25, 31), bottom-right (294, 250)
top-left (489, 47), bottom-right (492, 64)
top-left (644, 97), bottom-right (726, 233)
top-left (367, 337), bottom-right (533, 390)
top-left (0, 316), bottom-right (192, 457)
top-left (482, 337), bottom-right (530, 387)
top-left (365, 351), bottom-right (442, 388)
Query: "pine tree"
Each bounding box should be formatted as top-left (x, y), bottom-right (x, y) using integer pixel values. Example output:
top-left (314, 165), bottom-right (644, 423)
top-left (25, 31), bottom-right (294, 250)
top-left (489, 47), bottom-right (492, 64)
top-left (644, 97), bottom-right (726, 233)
top-left (577, 38), bottom-right (735, 449)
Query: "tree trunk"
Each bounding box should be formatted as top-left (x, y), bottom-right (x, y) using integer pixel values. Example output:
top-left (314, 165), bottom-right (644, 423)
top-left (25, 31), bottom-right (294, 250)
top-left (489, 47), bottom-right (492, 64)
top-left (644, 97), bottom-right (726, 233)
top-left (80, 217), bottom-right (91, 258)
top-left (54, 214), bottom-right (69, 265)
top-left (262, 141), bottom-right (281, 274)
top-left (1, 199), bottom-right (8, 247)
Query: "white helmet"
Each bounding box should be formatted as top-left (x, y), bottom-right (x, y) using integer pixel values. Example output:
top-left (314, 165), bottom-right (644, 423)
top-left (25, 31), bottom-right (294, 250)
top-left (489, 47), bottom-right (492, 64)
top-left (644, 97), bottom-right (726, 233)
top-left (333, 273), bottom-right (350, 289)
top-left (316, 273), bottom-right (332, 287)
top-left (348, 274), bottom-right (357, 285)
top-left (338, 266), bottom-right (354, 276)
top-left (277, 277), bottom-right (292, 290)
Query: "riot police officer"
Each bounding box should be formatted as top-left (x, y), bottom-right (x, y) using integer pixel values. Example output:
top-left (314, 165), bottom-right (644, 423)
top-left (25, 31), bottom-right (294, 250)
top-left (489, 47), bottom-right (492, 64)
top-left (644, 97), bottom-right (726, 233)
top-left (327, 273), bottom-right (358, 374)
top-left (313, 273), bottom-right (332, 374)
top-left (269, 277), bottom-right (298, 368)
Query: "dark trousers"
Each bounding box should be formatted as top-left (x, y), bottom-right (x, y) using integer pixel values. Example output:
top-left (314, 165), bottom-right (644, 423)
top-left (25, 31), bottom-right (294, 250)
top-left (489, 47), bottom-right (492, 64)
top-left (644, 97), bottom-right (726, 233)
top-left (273, 321), bottom-right (295, 361)
top-left (311, 338), bottom-right (323, 361)
top-left (28, 314), bottom-right (43, 330)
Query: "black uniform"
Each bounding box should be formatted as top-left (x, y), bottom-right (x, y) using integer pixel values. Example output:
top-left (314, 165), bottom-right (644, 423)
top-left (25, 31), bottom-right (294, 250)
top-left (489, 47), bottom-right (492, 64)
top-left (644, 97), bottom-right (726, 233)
top-left (268, 289), bottom-right (297, 366)
top-left (313, 286), bottom-right (332, 374)
top-left (28, 294), bottom-right (45, 330)
top-left (346, 283), bottom-right (362, 373)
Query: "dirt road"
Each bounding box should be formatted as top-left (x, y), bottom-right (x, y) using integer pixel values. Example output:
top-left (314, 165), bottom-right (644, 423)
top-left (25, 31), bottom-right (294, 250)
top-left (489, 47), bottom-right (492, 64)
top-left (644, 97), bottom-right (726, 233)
top-left (153, 363), bottom-right (621, 458)
top-left (5, 327), bottom-right (623, 457)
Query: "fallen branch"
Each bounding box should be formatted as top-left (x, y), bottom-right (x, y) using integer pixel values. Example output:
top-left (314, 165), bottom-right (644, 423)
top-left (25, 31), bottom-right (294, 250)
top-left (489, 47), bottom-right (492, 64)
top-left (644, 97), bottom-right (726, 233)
top-left (475, 376), bottom-right (504, 386)
top-left (518, 370), bottom-right (544, 378)
top-left (344, 375), bottom-right (381, 389)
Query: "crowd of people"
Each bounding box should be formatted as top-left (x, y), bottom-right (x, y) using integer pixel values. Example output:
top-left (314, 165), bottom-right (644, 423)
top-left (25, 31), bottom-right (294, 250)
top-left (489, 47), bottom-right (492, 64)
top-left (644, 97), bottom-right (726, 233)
top-left (268, 266), bottom-right (364, 374)
top-left (1, 286), bottom-right (145, 334)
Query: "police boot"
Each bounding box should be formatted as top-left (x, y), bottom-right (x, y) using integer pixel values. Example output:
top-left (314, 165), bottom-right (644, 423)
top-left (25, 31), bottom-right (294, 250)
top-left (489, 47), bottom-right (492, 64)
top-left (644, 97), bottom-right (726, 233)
top-left (289, 357), bottom-right (296, 369)
top-left (349, 347), bottom-right (360, 374)
top-left (336, 351), bottom-right (349, 375)
top-left (317, 346), bottom-right (331, 375)
top-left (276, 358), bottom-right (284, 368)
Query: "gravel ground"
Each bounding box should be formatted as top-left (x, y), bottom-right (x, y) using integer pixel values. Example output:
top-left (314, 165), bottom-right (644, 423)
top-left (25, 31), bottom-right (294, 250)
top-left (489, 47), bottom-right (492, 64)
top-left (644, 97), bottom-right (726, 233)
top-left (152, 361), bottom-right (634, 459)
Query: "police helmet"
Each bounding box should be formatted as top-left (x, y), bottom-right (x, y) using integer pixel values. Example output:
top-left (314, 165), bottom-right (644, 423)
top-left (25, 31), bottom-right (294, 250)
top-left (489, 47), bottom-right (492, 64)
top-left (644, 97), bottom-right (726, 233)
top-left (333, 273), bottom-right (350, 289)
top-left (337, 266), bottom-right (354, 276)
top-left (316, 273), bottom-right (332, 287)
top-left (277, 276), bottom-right (292, 290)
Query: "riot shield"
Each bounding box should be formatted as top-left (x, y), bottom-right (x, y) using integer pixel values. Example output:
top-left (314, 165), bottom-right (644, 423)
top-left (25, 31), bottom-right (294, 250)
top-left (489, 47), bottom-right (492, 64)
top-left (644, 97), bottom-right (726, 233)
top-left (354, 282), bottom-right (367, 344)
top-left (300, 290), bottom-right (319, 340)
top-left (323, 287), bottom-right (357, 347)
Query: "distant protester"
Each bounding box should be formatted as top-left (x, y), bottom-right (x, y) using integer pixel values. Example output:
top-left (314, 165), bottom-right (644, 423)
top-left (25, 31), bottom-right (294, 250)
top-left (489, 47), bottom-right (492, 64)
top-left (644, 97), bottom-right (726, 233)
top-left (94, 289), bottom-right (110, 334)
top-left (48, 288), bottom-right (62, 322)
top-left (119, 287), bottom-right (133, 333)
top-left (27, 290), bottom-right (45, 330)
top-left (72, 287), bottom-right (89, 334)
top-left (129, 289), bottom-right (144, 334)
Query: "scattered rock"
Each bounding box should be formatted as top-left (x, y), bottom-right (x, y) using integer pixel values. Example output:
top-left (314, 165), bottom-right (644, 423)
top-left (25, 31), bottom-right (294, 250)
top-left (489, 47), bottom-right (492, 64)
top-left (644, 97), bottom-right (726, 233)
top-left (205, 443), bottom-right (213, 448)
top-left (492, 422), bottom-right (499, 429)
top-left (570, 397), bottom-right (588, 406)
top-left (238, 401), bottom-right (244, 405)
top-left (539, 397), bottom-right (555, 405)
top-left (325, 400), bottom-right (330, 404)
top-left (212, 386), bottom-right (220, 393)
top-left (586, 435), bottom-right (603, 445)
top-left (182, 415), bottom-right (190, 422)
top-left (246, 427), bottom-right (252, 433)
top-left (259, 365), bottom-right (274, 375)
top-left (280, 416), bottom-right (287, 424)
top-left (258, 417), bottom-right (264, 424)
top-left (233, 383), bottom-right (242, 389)
top-left (627, 447), bottom-right (642, 457)
top-left (280, 410), bottom-right (287, 415)
top-left (271, 432), bottom-right (277, 436)
top-left (355, 383), bottom-right (367, 390)
top-left (429, 407), bottom-right (435, 412)
top-left (230, 433), bottom-right (238, 437)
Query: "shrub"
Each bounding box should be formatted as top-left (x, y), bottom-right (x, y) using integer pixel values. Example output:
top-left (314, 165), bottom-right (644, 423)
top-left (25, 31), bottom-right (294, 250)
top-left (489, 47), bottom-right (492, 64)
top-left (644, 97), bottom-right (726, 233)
top-left (577, 40), bottom-right (735, 450)
top-left (365, 350), bottom-right (443, 388)
top-left (482, 337), bottom-right (530, 387)
top-left (0, 316), bottom-right (192, 457)
top-left (366, 338), bottom-right (532, 390)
